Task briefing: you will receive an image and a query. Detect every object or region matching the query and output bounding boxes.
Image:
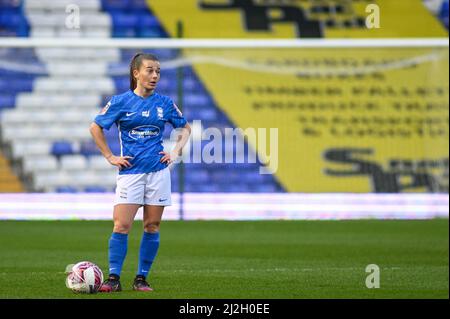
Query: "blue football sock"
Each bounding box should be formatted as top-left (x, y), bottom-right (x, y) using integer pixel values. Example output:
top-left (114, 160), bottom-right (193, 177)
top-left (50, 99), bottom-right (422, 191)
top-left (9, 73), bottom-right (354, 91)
top-left (108, 232), bottom-right (128, 277)
top-left (137, 232), bottom-right (160, 277)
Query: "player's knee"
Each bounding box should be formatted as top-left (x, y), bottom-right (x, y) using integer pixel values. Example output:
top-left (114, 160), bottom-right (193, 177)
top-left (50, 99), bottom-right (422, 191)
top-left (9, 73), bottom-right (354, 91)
top-left (113, 221), bottom-right (132, 234)
top-left (144, 221), bottom-right (160, 233)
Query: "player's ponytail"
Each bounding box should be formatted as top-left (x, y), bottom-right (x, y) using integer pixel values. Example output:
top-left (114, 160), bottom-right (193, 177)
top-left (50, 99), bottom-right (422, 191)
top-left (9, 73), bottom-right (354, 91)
top-left (129, 52), bottom-right (160, 90)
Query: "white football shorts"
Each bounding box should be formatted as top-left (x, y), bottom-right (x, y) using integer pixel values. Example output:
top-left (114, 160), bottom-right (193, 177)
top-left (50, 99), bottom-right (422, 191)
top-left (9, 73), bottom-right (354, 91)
top-left (114, 167), bottom-right (172, 206)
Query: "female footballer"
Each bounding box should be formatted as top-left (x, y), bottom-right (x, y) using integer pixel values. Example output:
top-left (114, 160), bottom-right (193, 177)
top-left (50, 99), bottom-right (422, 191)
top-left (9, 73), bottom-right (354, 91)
top-left (89, 53), bottom-right (191, 292)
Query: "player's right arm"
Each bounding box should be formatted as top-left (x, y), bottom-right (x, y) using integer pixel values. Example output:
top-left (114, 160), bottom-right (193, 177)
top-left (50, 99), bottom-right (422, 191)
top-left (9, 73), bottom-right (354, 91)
top-left (89, 123), bottom-right (132, 169)
top-left (90, 97), bottom-right (132, 169)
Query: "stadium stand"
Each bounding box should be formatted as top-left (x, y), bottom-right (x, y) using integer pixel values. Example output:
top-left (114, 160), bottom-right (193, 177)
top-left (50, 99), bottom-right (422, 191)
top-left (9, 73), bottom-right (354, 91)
top-left (424, 0), bottom-right (449, 29)
top-left (0, 0), bottom-right (284, 193)
top-left (0, 151), bottom-right (23, 192)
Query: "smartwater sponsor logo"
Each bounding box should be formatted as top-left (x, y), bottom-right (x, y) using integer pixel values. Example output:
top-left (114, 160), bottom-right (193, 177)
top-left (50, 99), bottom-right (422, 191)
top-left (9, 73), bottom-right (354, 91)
top-left (129, 125), bottom-right (160, 140)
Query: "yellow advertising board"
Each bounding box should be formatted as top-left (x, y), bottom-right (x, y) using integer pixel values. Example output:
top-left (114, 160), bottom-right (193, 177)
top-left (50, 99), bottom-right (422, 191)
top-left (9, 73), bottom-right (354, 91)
top-left (147, 0), bottom-right (449, 192)
top-left (148, 0), bottom-right (447, 38)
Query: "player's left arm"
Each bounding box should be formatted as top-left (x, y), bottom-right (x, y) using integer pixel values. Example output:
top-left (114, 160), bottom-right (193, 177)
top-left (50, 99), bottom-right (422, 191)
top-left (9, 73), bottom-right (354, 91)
top-left (160, 100), bottom-right (191, 164)
top-left (160, 123), bottom-right (191, 165)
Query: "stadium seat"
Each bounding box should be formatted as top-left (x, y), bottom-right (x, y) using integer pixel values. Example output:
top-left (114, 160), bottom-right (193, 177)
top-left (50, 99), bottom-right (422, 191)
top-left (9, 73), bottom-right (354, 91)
top-left (51, 141), bottom-right (74, 157)
top-left (0, 94), bottom-right (15, 109)
top-left (137, 27), bottom-right (166, 38)
top-left (55, 186), bottom-right (78, 193)
top-left (33, 78), bottom-right (115, 94)
top-left (112, 26), bottom-right (136, 38)
top-left (35, 48), bottom-right (120, 62)
top-left (110, 13), bottom-right (138, 28)
top-left (251, 183), bottom-right (278, 192)
top-left (440, 0), bottom-right (449, 28)
top-left (11, 141), bottom-right (52, 159)
top-left (185, 94), bottom-right (211, 108)
top-left (84, 186), bottom-right (108, 193)
top-left (139, 14), bottom-right (160, 28)
top-left (25, 0), bottom-right (101, 12)
top-left (0, 0), bottom-right (285, 194)
top-left (89, 155), bottom-right (114, 171)
top-left (33, 171), bottom-right (73, 190)
top-left (101, 0), bottom-right (130, 11)
top-left (186, 169), bottom-right (210, 184)
top-left (80, 141), bottom-right (101, 157)
top-left (15, 94), bottom-right (101, 109)
top-left (22, 155), bottom-right (59, 173)
top-left (129, 0), bottom-right (149, 10)
top-left (60, 155), bottom-right (89, 171)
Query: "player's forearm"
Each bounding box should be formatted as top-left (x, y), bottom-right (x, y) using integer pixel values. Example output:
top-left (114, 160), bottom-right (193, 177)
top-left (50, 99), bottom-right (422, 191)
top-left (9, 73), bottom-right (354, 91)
top-left (172, 124), bottom-right (191, 156)
top-left (89, 122), bottom-right (113, 160)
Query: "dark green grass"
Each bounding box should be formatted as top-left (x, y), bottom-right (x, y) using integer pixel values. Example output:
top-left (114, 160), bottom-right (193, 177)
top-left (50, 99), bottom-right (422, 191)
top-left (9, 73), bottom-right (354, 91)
top-left (0, 219), bottom-right (448, 299)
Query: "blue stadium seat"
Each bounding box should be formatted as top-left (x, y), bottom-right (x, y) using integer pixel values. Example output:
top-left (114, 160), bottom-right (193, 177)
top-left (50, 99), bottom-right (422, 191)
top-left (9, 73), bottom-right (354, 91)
top-left (101, 0), bottom-right (130, 11)
top-left (85, 186), bottom-right (108, 193)
top-left (221, 184), bottom-right (251, 192)
top-left (80, 141), bottom-right (101, 157)
top-left (0, 94), bottom-right (15, 109)
top-left (186, 169), bottom-right (210, 183)
top-left (112, 76), bottom-right (129, 92)
top-left (111, 12), bottom-right (138, 28)
top-left (51, 141), bottom-right (74, 157)
top-left (210, 171), bottom-right (240, 183)
top-left (56, 186), bottom-right (78, 193)
top-left (0, 0), bottom-right (23, 8)
top-left (251, 183), bottom-right (278, 192)
top-left (137, 26), bottom-right (167, 38)
top-left (130, 0), bottom-right (149, 10)
top-left (139, 14), bottom-right (160, 28)
top-left (440, 0), bottom-right (449, 29)
top-left (0, 79), bottom-right (7, 92)
top-left (185, 183), bottom-right (221, 192)
top-left (185, 94), bottom-right (211, 107)
top-left (113, 26), bottom-right (136, 38)
top-left (10, 79), bottom-right (33, 92)
top-left (0, 12), bottom-right (23, 27)
top-left (0, 9), bottom-right (29, 37)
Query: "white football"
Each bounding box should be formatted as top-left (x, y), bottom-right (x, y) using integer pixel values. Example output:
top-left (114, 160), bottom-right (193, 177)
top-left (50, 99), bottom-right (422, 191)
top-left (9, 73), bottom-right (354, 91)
top-left (65, 261), bottom-right (103, 294)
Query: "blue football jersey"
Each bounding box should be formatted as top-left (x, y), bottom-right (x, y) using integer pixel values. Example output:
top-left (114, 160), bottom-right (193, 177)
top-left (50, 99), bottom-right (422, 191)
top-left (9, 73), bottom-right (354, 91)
top-left (94, 90), bottom-right (187, 175)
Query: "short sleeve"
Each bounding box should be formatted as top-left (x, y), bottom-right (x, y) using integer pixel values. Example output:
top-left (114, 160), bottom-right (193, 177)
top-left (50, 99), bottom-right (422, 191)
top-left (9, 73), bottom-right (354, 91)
top-left (94, 97), bottom-right (122, 130)
top-left (166, 98), bottom-right (187, 129)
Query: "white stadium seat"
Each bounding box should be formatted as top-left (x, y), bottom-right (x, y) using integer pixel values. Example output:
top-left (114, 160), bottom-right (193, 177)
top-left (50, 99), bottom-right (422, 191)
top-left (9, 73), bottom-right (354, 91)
top-left (29, 27), bottom-right (55, 38)
top-left (69, 170), bottom-right (116, 187)
top-left (7, 0), bottom-right (118, 192)
top-left (0, 110), bottom-right (29, 124)
top-left (89, 156), bottom-right (114, 171)
top-left (26, 14), bottom-right (59, 27)
top-left (33, 171), bottom-right (72, 189)
top-left (60, 155), bottom-right (88, 171)
top-left (2, 125), bottom-right (91, 142)
top-left (22, 155), bottom-right (59, 173)
top-left (0, 111), bottom-right (95, 127)
top-left (25, 0), bottom-right (101, 13)
top-left (35, 48), bottom-right (120, 62)
top-left (26, 13), bottom-right (110, 28)
top-left (45, 63), bottom-right (108, 76)
top-left (16, 93), bottom-right (101, 109)
top-left (83, 28), bottom-right (111, 38)
top-left (33, 78), bottom-right (115, 94)
top-left (11, 141), bottom-right (52, 159)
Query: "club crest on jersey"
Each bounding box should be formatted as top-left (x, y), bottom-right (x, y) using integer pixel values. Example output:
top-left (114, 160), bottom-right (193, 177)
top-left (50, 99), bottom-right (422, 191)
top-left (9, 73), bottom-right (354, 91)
top-left (99, 101), bottom-right (111, 115)
top-left (157, 107), bottom-right (164, 119)
top-left (142, 110), bottom-right (150, 117)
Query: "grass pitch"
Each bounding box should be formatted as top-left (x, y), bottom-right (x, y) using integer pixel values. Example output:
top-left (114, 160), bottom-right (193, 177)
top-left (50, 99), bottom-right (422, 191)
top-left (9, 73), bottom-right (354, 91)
top-left (0, 219), bottom-right (448, 299)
